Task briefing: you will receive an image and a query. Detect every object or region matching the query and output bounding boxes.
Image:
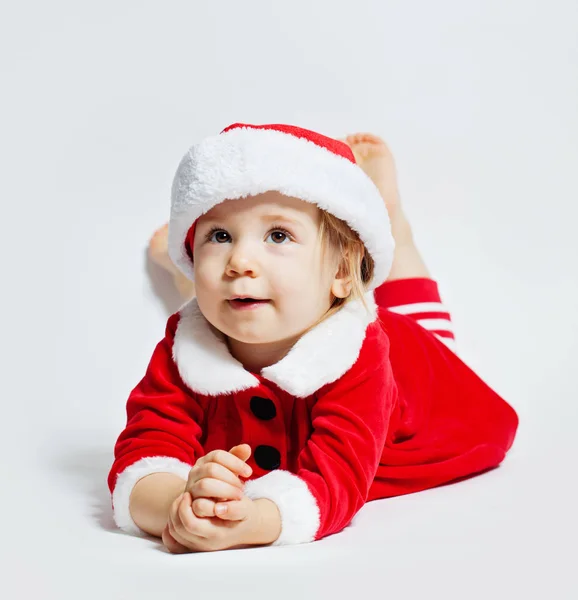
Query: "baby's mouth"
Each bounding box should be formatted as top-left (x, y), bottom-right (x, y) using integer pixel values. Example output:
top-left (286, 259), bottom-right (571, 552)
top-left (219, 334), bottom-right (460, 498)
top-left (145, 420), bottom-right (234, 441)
top-left (230, 298), bottom-right (271, 304)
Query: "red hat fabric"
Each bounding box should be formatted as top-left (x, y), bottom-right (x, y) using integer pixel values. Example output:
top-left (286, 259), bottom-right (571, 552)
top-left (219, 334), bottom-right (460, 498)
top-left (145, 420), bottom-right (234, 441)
top-left (168, 122), bottom-right (394, 291)
top-left (184, 220), bottom-right (196, 266)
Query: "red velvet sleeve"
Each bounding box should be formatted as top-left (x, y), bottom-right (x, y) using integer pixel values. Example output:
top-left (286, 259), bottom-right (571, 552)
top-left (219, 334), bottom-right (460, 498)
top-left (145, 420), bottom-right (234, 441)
top-left (107, 313), bottom-right (206, 536)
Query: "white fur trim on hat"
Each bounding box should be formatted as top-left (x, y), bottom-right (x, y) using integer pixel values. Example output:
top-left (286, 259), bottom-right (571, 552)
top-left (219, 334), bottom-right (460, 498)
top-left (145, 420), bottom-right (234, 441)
top-left (168, 125), bottom-right (394, 291)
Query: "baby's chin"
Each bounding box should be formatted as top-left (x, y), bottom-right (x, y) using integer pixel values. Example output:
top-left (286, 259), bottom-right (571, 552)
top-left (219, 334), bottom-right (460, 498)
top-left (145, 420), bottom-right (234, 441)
top-left (199, 297), bottom-right (304, 345)
top-left (222, 323), bottom-right (303, 347)
top-left (223, 329), bottom-right (286, 346)
top-left (203, 311), bottom-right (277, 344)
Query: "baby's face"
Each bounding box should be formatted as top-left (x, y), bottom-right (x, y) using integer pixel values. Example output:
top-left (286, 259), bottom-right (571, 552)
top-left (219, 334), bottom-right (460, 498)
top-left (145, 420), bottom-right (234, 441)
top-left (192, 191), bottom-right (341, 353)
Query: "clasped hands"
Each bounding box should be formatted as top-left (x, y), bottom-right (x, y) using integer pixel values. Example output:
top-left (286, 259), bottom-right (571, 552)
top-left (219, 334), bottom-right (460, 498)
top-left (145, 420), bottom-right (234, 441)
top-left (162, 444), bottom-right (258, 553)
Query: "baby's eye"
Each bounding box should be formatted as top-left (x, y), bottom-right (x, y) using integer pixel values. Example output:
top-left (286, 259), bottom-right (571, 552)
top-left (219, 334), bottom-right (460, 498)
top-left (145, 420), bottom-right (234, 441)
top-left (208, 230), bottom-right (230, 243)
top-left (267, 230), bottom-right (291, 244)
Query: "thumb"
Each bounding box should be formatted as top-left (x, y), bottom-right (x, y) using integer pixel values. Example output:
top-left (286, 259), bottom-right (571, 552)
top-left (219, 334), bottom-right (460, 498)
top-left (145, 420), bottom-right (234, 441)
top-left (229, 443), bottom-right (251, 462)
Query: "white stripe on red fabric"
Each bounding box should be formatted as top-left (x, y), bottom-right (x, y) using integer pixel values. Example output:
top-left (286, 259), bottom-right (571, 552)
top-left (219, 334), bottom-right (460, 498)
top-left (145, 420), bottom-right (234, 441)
top-left (387, 301), bottom-right (457, 353)
top-left (386, 302), bottom-right (450, 316)
top-left (434, 334), bottom-right (457, 352)
top-left (415, 318), bottom-right (455, 334)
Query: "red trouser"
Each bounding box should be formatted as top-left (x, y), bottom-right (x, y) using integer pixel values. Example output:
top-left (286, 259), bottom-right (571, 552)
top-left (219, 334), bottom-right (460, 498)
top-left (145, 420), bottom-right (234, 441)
top-left (368, 278), bottom-right (519, 500)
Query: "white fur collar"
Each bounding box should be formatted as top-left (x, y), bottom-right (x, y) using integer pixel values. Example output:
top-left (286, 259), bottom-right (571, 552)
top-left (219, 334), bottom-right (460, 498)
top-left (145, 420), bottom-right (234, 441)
top-left (172, 292), bottom-right (378, 398)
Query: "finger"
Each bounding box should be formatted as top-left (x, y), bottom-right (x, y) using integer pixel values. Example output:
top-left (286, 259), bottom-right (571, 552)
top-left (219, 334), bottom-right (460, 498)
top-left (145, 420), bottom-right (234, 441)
top-left (186, 458), bottom-right (251, 497)
top-left (178, 493), bottom-right (201, 535)
top-left (198, 462), bottom-right (246, 490)
top-left (165, 515), bottom-right (194, 553)
top-left (162, 524), bottom-right (189, 554)
top-left (191, 477), bottom-right (245, 502)
top-left (168, 496), bottom-right (205, 547)
top-left (192, 496), bottom-right (218, 518)
top-left (168, 517), bottom-right (195, 550)
top-left (199, 448), bottom-right (253, 478)
top-left (229, 444), bottom-right (252, 463)
top-left (169, 494), bottom-right (192, 538)
top-left (169, 495), bottom-right (186, 534)
top-left (214, 498), bottom-right (251, 521)
top-left (177, 493), bottom-right (217, 541)
top-left (168, 492), bottom-right (185, 525)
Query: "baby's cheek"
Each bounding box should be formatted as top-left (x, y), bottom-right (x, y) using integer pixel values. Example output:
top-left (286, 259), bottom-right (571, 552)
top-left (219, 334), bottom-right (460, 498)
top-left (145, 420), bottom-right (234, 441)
top-left (273, 261), bottom-right (310, 291)
top-left (194, 263), bottom-right (222, 295)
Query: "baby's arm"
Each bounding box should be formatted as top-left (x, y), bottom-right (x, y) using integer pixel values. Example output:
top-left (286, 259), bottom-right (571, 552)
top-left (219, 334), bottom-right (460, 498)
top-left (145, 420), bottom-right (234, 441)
top-left (108, 313), bottom-right (205, 537)
top-left (110, 315), bottom-right (283, 548)
top-left (130, 472), bottom-right (187, 538)
top-left (243, 323), bottom-right (397, 545)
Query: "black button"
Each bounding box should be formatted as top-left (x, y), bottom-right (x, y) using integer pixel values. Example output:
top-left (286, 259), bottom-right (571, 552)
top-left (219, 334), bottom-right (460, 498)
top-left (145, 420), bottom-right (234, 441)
top-left (254, 445), bottom-right (281, 470)
top-left (250, 396), bottom-right (277, 420)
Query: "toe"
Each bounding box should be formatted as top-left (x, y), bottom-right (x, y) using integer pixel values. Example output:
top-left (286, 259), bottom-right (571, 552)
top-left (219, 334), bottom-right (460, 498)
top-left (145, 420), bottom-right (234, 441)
top-left (151, 223), bottom-right (169, 241)
top-left (149, 224), bottom-right (169, 252)
top-left (351, 133), bottom-right (385, 146)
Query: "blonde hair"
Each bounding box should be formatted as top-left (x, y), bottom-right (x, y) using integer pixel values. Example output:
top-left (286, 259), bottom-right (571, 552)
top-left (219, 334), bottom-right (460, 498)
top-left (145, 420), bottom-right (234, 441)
top-left (300, 209), bottom-right (375, 336)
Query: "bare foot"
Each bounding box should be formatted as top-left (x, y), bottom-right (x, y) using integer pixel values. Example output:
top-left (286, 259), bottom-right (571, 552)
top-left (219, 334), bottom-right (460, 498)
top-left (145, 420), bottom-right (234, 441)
top-left (341, 133), bottom-right (411, 243)
top-left (148, 224), bottom-right (178, 274)
top-left (342, 133), bottom-right (431, 281)
top-left (148, 223), bottom-right (196, 300)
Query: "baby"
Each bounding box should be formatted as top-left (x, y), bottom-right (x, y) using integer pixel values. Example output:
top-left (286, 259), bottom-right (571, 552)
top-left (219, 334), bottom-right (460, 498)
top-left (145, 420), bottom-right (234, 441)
top-left (108, 124), bottom-right (519, 553)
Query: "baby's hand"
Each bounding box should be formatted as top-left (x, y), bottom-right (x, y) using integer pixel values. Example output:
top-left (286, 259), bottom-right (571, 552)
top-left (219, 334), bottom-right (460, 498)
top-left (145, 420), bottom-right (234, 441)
top-left (162, 490), bottom-right (258, 553)
top-left (186, 444), bottom-right (253, 521)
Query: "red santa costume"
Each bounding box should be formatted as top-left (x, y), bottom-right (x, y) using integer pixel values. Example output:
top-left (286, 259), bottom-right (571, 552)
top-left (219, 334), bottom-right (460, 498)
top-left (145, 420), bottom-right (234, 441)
top-left (107, 123), bottom-right (519, 546)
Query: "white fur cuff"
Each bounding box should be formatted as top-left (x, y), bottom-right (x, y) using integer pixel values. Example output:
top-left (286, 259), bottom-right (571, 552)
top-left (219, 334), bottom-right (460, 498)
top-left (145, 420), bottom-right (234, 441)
top-left (111, 456), bottom-right (192, 536)
top-left (243, 470), bottom-right (321, 546)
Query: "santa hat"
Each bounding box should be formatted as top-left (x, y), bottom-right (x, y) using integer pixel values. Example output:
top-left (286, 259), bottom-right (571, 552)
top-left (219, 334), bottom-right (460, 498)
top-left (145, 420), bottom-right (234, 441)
top-left (168, 123), bottom-right (395, 291)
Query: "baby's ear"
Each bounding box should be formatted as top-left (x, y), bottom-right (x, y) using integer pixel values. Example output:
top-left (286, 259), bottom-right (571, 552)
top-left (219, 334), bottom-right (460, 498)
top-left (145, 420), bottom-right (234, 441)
top-left (331, 270), bottom-right (353, 299)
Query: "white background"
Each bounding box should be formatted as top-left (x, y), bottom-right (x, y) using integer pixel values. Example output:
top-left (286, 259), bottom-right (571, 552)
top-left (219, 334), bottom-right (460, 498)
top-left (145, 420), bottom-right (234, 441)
top-left (1, 1), bottom-right (577, 598)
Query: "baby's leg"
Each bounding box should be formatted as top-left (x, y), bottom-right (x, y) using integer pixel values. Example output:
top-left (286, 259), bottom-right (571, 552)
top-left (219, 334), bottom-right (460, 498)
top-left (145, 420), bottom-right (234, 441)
top-left (342, 133), bottom-right (430, 281)
top-left (375, 277), bottom-right (457, 352)
top-left (344, 134), bottom-right (456, 352)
